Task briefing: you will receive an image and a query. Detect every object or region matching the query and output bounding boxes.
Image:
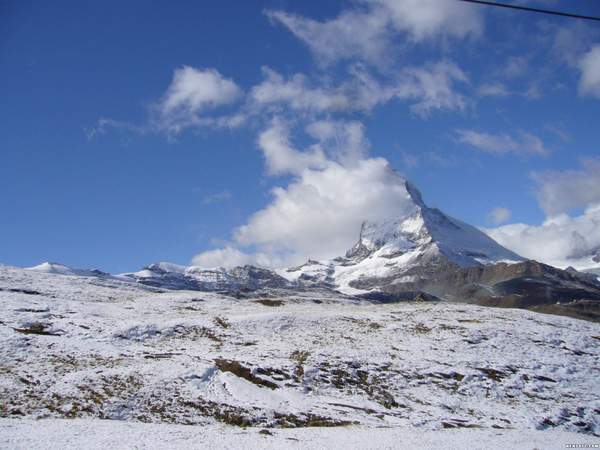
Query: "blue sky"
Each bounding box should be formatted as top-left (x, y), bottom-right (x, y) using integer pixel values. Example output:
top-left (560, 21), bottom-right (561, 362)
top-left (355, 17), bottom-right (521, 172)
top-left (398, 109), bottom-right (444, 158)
top-left (2, 0), bottom-right (600, 272)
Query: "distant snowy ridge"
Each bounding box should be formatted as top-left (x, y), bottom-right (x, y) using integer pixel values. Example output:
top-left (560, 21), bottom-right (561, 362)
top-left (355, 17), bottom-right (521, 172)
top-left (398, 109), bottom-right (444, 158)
top-left (120, 262), bottom-right (291, 292)
top-left (27, 262), bottom-right (111, 278)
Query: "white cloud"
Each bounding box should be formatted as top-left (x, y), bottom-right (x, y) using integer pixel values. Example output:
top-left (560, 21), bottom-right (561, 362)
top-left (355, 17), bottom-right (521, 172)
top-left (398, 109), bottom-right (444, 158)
top-left (192, 247), bottom-right (251, 268)
top-left (544, 124), bottom-right (571, 143)
top-left (266, 0), bottom-right (482, 65)
top-left (90, 59), bottom-right (469, 148)
top-left (257, 118), bottom-right (371, 177)
top-left (531, 158), bottom-right (600, 216)
top-left (258, 119), bottom-right (327, 176)
top-left (485, 159), bottom-right (600, 270)
top-left (305, 120), bottom-right (370, 165)
top-left (250, 62), bottom-right (468, 117)
top-left (457, 129), bottom-right (550, 157)
top-left (87, 67), bottom-right (245, 139)
top-left (155, 66), bottom-right (243, 134)
top-left (265, 7), bottom-right (390, 66)
top-left (485, 204), bottom-right (600, 270)
top-left (192, 157), bottom-right (417, 268)
top-left (234, 158), bottom-right (416, 265)
top-left (376, 0), bottom-right (483, 41)
top-left (191, 247), bottom-right (292, 270)
top-left (399, 152), bottom-right (420, 169)
top-left (250, 67), bottom-right (351, 113)
top-left (159, 67), bottom-right (241, 115)
top-left (578, 44), bottom-right (600, 98)
top-left (550, 22), bottom-right (595, 67)
top-left (84, 118), bottom-right (149, 140)
top-left (399, 61), bottom-right (469, 117)
top-left (487, 207), bottom-right (511, 225)
top-left (398, 151), bottom-right (458, 169)
top-left (502, 56), bottom-right (529, 79)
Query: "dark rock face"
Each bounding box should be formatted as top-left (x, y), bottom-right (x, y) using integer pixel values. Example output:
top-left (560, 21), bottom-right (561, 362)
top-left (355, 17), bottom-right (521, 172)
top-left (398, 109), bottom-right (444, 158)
top-left (374, 260), bottom-right (600, 322)
top-left (125, 264), bottom-right (292, 292)
top-left (356, 290), bottom-right (440, 303)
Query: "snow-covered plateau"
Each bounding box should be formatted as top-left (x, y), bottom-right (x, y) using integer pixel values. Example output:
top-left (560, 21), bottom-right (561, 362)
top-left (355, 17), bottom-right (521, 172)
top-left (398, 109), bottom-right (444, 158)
top-left (1, 264), bottom-right (599, 448)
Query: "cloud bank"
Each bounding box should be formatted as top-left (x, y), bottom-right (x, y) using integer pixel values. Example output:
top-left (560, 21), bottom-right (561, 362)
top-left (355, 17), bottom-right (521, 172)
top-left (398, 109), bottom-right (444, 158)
top-left (485, 159), bottom-right (600, 269)
top-left (155, 66), bottom-right (244, 134)
top-left (486, 205), bottom-right (600, 270)
top-left (531, 158), bottom-right (600, 216)
top-left (193, 121), bottom-right (416, 268)
top-left (266, 0), bottom-right (482, 65)
top-left (250, 62), bottom-right (469, 118)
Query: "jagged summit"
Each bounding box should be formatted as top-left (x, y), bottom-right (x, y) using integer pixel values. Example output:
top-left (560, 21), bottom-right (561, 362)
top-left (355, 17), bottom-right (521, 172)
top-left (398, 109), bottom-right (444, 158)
top-left (282, 178), bottom-right (524, 294)
top-left (346, 180), bottom-right (521, 268)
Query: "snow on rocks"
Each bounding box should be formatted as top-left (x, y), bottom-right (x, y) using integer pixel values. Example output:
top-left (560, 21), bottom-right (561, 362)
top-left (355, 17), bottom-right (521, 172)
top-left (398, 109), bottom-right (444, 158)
top-left (0, 264), bottom-right (599, 444)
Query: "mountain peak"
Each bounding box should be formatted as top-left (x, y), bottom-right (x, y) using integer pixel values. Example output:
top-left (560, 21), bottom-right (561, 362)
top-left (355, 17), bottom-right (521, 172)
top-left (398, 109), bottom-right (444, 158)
top-left (345, 178), bottom-right (521, 268)
top-left (26, 262), bottom-right (109, 277)
top-left (404, 179), bottom-right (426, 208)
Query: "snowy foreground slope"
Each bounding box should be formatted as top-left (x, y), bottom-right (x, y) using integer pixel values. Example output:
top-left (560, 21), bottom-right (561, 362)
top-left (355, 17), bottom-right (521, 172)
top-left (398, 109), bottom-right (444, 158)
top-left (2, 420), bottom-right (599, 450)
top-left (1, 265), bottom-right (599, 448)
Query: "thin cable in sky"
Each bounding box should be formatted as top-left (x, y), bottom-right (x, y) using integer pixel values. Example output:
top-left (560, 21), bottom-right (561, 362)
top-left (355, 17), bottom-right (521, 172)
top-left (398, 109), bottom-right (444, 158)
top-left (457, 0), bottom-right (600, 22)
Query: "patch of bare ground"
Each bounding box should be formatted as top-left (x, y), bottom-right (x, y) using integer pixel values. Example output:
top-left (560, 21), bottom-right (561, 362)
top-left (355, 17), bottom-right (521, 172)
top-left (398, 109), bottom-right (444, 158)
top-left (317, 362), bottom-right (402, 410)
top-left (214, 359), bottom-right (279, 389)
top-left (213, 317), bottom-right (230, 329)
top-left (253, 299), bottom-right (284, 307)
top-left (290, 350), bottom-right (310, 379)
top-left (13, 323), bottom-right (63, 336)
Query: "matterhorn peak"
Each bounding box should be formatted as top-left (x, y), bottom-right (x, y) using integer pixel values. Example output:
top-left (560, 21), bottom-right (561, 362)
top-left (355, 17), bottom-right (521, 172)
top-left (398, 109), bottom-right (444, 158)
top-left (344, 177), bottom-right (522, 269)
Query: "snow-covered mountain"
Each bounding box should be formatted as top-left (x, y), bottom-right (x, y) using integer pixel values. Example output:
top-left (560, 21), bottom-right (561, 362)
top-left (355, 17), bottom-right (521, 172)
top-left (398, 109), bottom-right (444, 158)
top-left (15, 178), bottom-right (600, 322)
top-left (121, 179), bottom-right (523, 295)
top-left (347, 181), bottom-right (521, 266)
top-left (279, 180), bottom-right (523, 294)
